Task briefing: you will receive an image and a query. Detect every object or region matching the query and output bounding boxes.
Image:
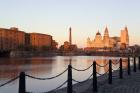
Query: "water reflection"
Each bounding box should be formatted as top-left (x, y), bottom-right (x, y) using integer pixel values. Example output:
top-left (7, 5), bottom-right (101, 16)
top-left (0, 57), bottom-right (55, 79)
top-left (0, 56), bottom-right (130, 93)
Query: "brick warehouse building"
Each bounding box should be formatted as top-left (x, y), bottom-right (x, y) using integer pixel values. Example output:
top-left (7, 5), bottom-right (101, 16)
top-left (0, 27), bottom-right (57, 51)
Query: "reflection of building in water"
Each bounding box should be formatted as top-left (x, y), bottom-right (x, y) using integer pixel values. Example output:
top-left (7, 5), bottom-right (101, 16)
top-left (0, 58), bottom-right (53, 79)
top-left (122, 59), bottom-right (128, 68)
top-left (29, 58), bottom-right (53, 75)
top-left (86, 26), bottom-right (129, 51)
top-left (96, 59), bottom-right (109, 74)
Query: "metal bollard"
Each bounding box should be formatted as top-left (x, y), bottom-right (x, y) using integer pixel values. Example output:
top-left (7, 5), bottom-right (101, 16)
top-left (67, 64), bottom-right (72, 93)
top-left (139, 56), bottom-right (140, 70)
top-left (134, 57), bottom-right (136, 72)
top-left (93, 61), bottom-right (97, 92)
top-left (128, 57), bottom-right (131, 75)
top-left (119, 58), bottom-right (123, 79)
top-left (19, 72), bottom-right (26, 93)
top-left (108, 60), bottom-right (112, 84)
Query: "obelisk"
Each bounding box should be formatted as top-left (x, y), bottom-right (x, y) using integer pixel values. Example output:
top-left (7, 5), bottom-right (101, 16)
top-left (69, 27), bottom-right (72, 45)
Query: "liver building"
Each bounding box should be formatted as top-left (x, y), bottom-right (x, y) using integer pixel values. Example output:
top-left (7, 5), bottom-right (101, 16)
top-left (87, 27), bottom-right (129, 49)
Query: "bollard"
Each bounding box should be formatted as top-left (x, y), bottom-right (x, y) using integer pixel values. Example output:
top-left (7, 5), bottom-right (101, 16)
top-left (139, 56), bottom-right (140, 70)
top-left (19, 72), bottom-right (26, 93)
top-left (133, 57), bottom-right (136, 72)
top-left (93, 61), bottom-right (97, 92)
top-left (128, 57), bottom-right (131, 75)
top-left (119, 58), bottom-right (123, 79)
top-left (108, 60), bottom-right (112, 84)
top-left (67, 64), bottom-right (72, 93)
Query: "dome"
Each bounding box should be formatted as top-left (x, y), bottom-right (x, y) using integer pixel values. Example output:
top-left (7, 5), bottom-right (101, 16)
top-left (96, 31), bottom-right (101, 35)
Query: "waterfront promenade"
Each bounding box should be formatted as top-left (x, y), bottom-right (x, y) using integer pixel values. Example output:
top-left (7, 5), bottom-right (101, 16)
top-left (51, 57), bottom-right (140, 93)
top-left (55, 69), bottom-right (140, 93)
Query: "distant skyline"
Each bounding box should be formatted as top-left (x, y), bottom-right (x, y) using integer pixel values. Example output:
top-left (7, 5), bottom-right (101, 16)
top-left (0, 0), bottom-right (140, 47)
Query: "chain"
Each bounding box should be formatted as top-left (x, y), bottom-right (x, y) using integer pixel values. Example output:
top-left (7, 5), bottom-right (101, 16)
top-left (72, 64), bottom-right (93, 71)
top-left (72, 73), bottom-right (93, 83)
top-left (0, 76), bottom-right (19, 88)
top-left (96, 63), bottom-right (109, 67)
top-left (96, 69), bottom-right (109, 76)
top-left (26, 68), bottom-right (68, 80)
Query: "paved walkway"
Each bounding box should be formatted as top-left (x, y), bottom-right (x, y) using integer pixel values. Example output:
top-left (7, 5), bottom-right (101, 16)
top-left (53, 69), bottom-right (140, 93)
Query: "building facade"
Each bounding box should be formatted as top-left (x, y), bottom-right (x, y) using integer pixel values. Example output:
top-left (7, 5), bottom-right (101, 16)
top-left (29, 33), bottom-right (52, 50)
top-left (87, 27), bottom-right (129, 50)
top-left (0, 27), bottom-right (25, 51)
top-left (0, 27), bottom-right (57, 51)
top-left (121, 27), bottom-right (129, 48)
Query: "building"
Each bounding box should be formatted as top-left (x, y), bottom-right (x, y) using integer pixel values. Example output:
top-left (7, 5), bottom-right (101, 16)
top-left (0, 27), bottom-right (57, 51)
top-left (86, 26), bottom-right (129, 50)
top-left (120, 27), bottom-right (129, 48)
top-left (0, 27), bottom-right (25, 51)
top-left (29, 33), bottom-right (52, 50)
top-left (52, 40), bottom-right (58, 50)
top-left (59, 27), bottom-right (77, 52)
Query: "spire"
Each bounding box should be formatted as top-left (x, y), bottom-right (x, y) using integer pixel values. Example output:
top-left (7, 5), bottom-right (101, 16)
top-left (125, 26), bottom-right (128, 32)
top-left (104, 26), bottom-right (109, 37)
top-left (87, 37), bottom-right (90, 40)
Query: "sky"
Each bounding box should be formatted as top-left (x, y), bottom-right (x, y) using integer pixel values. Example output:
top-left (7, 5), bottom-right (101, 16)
top-left (0, 0), bottom-right (140, 47)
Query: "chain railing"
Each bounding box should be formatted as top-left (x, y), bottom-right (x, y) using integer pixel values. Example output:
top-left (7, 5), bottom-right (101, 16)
top-left (26, 68), bottom-right (68, 80)
top-left (1, 56), bottom-right (140, 93)
top-left (96, 62), bottom-right (109, 67)
top-left (72, 72), bottom-right (93, 83)
top-left (72, 64), bottom-right (93, 71)
top-left (0, 76), bottom-right (19, 87)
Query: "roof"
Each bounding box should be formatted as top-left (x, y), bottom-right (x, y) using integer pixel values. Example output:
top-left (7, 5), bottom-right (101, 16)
top-left (96, 31), bottom-right (101, 35)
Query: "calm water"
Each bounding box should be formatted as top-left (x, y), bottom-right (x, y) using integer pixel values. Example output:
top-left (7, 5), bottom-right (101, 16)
top-left (0, 56), bottom-right (130, 93)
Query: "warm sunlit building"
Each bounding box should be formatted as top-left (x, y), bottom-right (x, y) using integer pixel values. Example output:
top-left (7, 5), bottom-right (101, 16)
top-left (86, 26), bottom-right (129, 50)
top-left (0, 27), bottom-right (57, 51)
top-left (121, 27), bottom-right (129, 48)
top-left (29, 33), bottom-right (52, 50)
top-left (0, 27), bottom-right (25, 51)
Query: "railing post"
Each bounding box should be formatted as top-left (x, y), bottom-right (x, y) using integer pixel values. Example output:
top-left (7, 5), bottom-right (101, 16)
top-left (67, 64), bottom-right (72, 93)
top-left (93, 61), bottom-right (97, 92)
top-left (119, 58), bottom-right (123, 79)
top-left (133, 57), bottom-right (136, 72)
top-left (139, 56), bottom-right (140, 70)
top-left (128, 57), bottom-right (131, 75)
top-left (108, 60), bottom-right (112, 84)
top-left (19, 72), bottom-right (26, 93)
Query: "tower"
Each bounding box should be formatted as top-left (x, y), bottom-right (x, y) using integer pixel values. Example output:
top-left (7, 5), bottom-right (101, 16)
top-left (125, 26), bottom-right (129, 46)
top-left (103, 27), bottom-right (110, 47)
top-left (87, 37), bottom-right (91, 47)
top-left (69, 27), bottom-right (72, 45)
top-left (120, 26), bottom-right (129, 48)
top-left (104, 27), bottom-right (109, 37)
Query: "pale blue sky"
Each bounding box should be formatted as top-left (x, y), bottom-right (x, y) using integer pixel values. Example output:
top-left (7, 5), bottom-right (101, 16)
top-left (0, 0), bottom-right (140, 47)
